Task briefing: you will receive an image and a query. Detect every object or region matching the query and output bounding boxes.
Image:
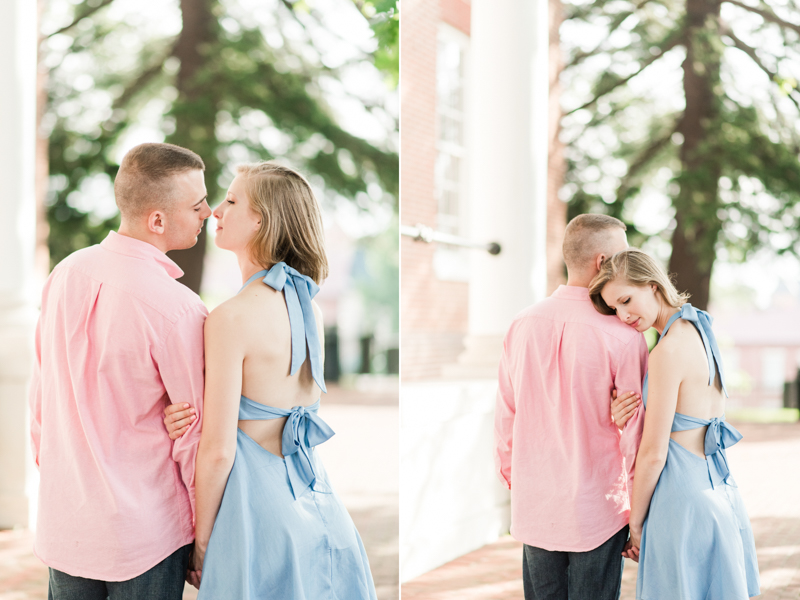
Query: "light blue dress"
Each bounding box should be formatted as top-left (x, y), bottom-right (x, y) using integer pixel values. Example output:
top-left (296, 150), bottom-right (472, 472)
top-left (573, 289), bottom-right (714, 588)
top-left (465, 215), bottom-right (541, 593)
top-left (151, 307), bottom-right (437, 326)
top-left (197, 263), bottom-right (377, 600)
top-left (636, 304), bottom-right (760, 600)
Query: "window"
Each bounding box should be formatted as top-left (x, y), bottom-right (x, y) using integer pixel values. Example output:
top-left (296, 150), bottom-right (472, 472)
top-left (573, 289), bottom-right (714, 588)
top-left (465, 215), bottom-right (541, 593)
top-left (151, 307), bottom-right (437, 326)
top-left (435, 25), bottom-right (469, 236)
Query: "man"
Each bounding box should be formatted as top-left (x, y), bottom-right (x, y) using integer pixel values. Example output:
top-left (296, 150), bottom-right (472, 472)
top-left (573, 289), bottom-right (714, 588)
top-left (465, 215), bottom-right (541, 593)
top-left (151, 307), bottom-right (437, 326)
top-left (494, 214), bottom-right (649, 600)
top-left (29, 143), bottom-right (212, 599)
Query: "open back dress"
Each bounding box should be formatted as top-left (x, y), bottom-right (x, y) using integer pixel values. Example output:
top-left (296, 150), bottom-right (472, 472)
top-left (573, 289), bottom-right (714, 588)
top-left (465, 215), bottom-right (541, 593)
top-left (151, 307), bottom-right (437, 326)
top-left (197, 263), bottom-right (377, 600)
top-left (636, 304), bottom-right (760, 600)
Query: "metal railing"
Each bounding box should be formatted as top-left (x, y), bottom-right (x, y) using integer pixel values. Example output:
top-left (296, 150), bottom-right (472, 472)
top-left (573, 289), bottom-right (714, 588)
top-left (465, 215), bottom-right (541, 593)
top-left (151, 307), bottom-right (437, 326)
top-left (400, 223), bottom-right (501, 255)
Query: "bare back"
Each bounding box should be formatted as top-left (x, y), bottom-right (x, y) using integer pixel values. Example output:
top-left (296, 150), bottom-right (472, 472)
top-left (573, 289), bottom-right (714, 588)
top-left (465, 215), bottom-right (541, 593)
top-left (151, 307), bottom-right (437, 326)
top-left (659, 318), bottom-right (726, 458)
top-left (230, 279), bottom-right (325, 457)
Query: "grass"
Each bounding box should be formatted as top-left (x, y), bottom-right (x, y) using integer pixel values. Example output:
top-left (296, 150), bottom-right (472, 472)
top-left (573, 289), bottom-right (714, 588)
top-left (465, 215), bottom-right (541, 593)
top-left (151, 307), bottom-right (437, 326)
top-left (726, 407), bottom-right (800, 423)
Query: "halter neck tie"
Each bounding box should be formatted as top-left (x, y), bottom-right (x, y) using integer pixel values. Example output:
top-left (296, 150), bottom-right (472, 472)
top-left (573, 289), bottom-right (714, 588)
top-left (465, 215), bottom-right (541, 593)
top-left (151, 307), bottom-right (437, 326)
top-left (240, 262), bottom-right (326, 392)
top-left (660, 304), bottom-right (728, 397)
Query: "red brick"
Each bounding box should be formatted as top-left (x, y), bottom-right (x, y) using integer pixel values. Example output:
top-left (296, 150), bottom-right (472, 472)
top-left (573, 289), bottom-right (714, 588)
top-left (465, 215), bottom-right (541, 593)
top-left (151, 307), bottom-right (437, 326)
top-left (401, 0), bottom-right (471, 380)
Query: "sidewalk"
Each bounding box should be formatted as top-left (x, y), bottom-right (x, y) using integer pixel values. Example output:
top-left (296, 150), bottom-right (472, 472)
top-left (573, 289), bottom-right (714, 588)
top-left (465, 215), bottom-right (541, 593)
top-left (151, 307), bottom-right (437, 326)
top-left (402, 421), bottom-right (800, 600)
top-left (0, 383), bottom-right (399, 600)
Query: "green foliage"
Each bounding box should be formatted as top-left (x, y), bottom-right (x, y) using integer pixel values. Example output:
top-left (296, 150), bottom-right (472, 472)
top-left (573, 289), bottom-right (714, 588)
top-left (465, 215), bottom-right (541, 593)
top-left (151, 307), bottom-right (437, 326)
top-left (43, 0), bottom-right (398, 268)
top-left (561, 0), bottom-right (800, 296)
top-left (355, 0), bottom-right (399, 88)
top-left (354, 215), bottom-right (399, 330)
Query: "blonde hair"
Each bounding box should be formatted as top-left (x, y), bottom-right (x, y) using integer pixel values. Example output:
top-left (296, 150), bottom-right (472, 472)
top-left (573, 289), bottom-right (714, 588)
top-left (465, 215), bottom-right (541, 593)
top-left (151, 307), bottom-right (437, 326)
top-left (237, 162), bottom-right (328, 284)
top-left (562, 214), bottom-right (627, 272)
top-left (114, 143), bottom-right (205, 219)
top-left (588, 248), bottom-right (690, 315)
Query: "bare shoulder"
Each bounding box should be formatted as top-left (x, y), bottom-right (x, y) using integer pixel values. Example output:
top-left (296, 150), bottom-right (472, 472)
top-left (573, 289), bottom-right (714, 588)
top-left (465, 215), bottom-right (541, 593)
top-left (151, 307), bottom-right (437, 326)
top-left (651, 319), bottom-right (697, 369)
top-left (229, 280), bottom-right (289, 337)
top-left (205, 295), bottom-right (248, 336)
top-left (650, 321), bottom-right (681, 358)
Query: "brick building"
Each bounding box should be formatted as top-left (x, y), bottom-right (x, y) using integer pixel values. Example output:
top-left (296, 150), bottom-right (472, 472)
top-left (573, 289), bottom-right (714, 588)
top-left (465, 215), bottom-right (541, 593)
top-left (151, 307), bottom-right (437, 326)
top-left (713, 289), bottom-right (800, 410)
top-left (400, 0), bottom-right (471, 381)
top-left (400, 0), bottom-right (552, 581)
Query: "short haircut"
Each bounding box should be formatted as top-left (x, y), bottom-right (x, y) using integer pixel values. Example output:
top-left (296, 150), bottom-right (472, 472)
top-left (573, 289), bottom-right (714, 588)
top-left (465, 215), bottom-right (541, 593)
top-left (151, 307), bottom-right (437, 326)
top-left (237, 162), bottom-right (329, 284)
top-left (114, 143), bottom-right (205, 219)
top-left (562, 214), bottom-right (627, 272)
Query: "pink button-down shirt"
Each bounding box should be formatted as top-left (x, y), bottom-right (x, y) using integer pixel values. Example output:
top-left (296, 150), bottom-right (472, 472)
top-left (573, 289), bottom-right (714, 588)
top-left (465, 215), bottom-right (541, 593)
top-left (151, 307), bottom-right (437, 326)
top-left (29, 231), bottom-right (207, 580)
top-left (495, 285), bottom-right (648, 552)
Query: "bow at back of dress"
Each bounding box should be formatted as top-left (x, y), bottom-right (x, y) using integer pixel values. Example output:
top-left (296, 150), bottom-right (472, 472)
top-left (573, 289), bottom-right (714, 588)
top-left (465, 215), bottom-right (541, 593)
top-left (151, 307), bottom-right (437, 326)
top-left (238, 395), bottom-right (335, 499)
top-left (237, 262), bottom-right (334, 500)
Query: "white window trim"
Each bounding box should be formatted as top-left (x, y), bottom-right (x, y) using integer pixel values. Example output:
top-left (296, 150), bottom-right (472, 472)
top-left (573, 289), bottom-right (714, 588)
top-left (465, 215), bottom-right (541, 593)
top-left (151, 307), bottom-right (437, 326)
top-left (434, 22), bottom-right (471, 282)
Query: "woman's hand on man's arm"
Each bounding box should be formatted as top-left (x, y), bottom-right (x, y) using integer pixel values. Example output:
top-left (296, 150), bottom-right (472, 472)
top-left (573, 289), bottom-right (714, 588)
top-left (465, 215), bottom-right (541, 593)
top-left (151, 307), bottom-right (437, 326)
top-left (611, 390), bottom-right (640, 430)
top-left (163, 403), bottom-right (197, 440)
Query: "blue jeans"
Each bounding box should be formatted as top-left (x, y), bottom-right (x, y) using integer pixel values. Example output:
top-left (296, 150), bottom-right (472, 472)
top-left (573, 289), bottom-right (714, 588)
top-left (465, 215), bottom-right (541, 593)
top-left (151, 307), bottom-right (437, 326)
top-left (47, 544), bottom-right (192, 600)
top-left (522, 525), bottom-right (628, 600)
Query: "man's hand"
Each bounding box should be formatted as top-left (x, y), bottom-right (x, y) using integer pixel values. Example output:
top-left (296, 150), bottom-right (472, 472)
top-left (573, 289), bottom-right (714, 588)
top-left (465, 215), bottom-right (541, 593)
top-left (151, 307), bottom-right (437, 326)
top-left (163, 403), bottom-right (196, 440)
top-left (185, 545), bottom-right (202, 589)
top-left (186, 542), bottom-right (206, 590)
top-left (611, 390), bottom-right (640, 430)
top-left (186, 568), bottom-right (202, 589)
top-left (190, 542), bottom-right (207, 588)
top-left (622, 526), bottom-right (642, 562)
top-left (621, 538), bottom-right (640, 562)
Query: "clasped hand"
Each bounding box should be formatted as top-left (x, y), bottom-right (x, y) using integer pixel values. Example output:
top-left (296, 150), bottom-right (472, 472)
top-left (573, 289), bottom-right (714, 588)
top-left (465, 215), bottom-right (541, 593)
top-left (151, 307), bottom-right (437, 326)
top-left (186, 543), bottom-right (204, 589)
top-left (610, 389), bottom-right (640, 430)
top-left (622, 527), bottom-right (642, 562)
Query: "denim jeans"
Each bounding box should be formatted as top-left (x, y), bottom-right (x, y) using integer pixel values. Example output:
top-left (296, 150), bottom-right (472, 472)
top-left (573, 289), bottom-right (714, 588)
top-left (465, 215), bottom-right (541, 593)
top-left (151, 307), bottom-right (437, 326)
top-left (522, 525), bottom-right (629, 600)
top-left (47, 544), bottom-right (192, 600)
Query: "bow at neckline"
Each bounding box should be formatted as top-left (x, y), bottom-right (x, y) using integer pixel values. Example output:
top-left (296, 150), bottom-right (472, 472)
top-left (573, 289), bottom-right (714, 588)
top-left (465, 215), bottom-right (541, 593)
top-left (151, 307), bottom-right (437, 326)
top-left (240, 262), bottom-right (326, 393)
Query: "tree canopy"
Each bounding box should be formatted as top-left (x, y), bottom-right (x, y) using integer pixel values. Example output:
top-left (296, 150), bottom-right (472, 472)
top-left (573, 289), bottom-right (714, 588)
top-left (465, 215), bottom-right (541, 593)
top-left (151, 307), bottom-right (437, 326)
top-left (41, 0), bottom-right (398, 292)
top-left (560, 0), bottom-right (800, 309)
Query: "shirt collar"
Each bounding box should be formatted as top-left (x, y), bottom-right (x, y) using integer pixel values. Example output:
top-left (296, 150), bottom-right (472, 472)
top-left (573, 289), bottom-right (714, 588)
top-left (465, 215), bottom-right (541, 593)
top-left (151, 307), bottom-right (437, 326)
top-left (552, 285), bottom-right (590, 300)
top-left (100, 231), bottom-right (184, 280)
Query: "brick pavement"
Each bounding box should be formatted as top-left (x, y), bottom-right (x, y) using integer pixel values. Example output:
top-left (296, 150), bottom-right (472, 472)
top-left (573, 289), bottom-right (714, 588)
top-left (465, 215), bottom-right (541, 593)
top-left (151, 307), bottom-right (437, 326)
top-left (0, 383), bottom-right (398, 600)
top-left (402, 421), bottom-right (800, 600)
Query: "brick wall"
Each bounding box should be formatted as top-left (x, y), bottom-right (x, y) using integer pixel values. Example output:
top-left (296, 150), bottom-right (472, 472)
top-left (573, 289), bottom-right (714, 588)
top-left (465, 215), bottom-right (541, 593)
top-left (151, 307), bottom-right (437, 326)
top-left (400, 0), bottom-right (471, 380)
top-left (441, 0), bottom-right (471, 34)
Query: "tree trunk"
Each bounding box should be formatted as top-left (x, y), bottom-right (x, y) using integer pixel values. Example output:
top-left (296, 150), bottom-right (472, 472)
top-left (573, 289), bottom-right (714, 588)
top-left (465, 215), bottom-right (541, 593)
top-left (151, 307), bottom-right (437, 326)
top-left (165, 0), bottom-right (218, 294)
top-left (668, 0), bottom-right (722, 310)
top-left (35, 0), bottom-right (50, 279)
top-left (546, 0), bottom-right (567, 294)
top-left (668, 213), bottom-right (712, 309)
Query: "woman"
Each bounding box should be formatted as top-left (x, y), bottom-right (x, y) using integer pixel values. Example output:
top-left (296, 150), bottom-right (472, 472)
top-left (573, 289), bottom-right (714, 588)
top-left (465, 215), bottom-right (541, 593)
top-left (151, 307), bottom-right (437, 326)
top-left (164, 162), bottom-right (377, 599)
top-left (588, 248), bottom-right (759, 600)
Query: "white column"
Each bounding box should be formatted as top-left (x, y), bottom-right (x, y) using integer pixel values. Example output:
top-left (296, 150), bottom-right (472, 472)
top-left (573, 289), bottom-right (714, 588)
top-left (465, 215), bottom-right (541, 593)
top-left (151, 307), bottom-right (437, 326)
top-left (0, 0), bottom-right (39, 528)
top-left (455, 0), bottom-right (549, 376)
top-left (400, 0), bottom-right (550, 580)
